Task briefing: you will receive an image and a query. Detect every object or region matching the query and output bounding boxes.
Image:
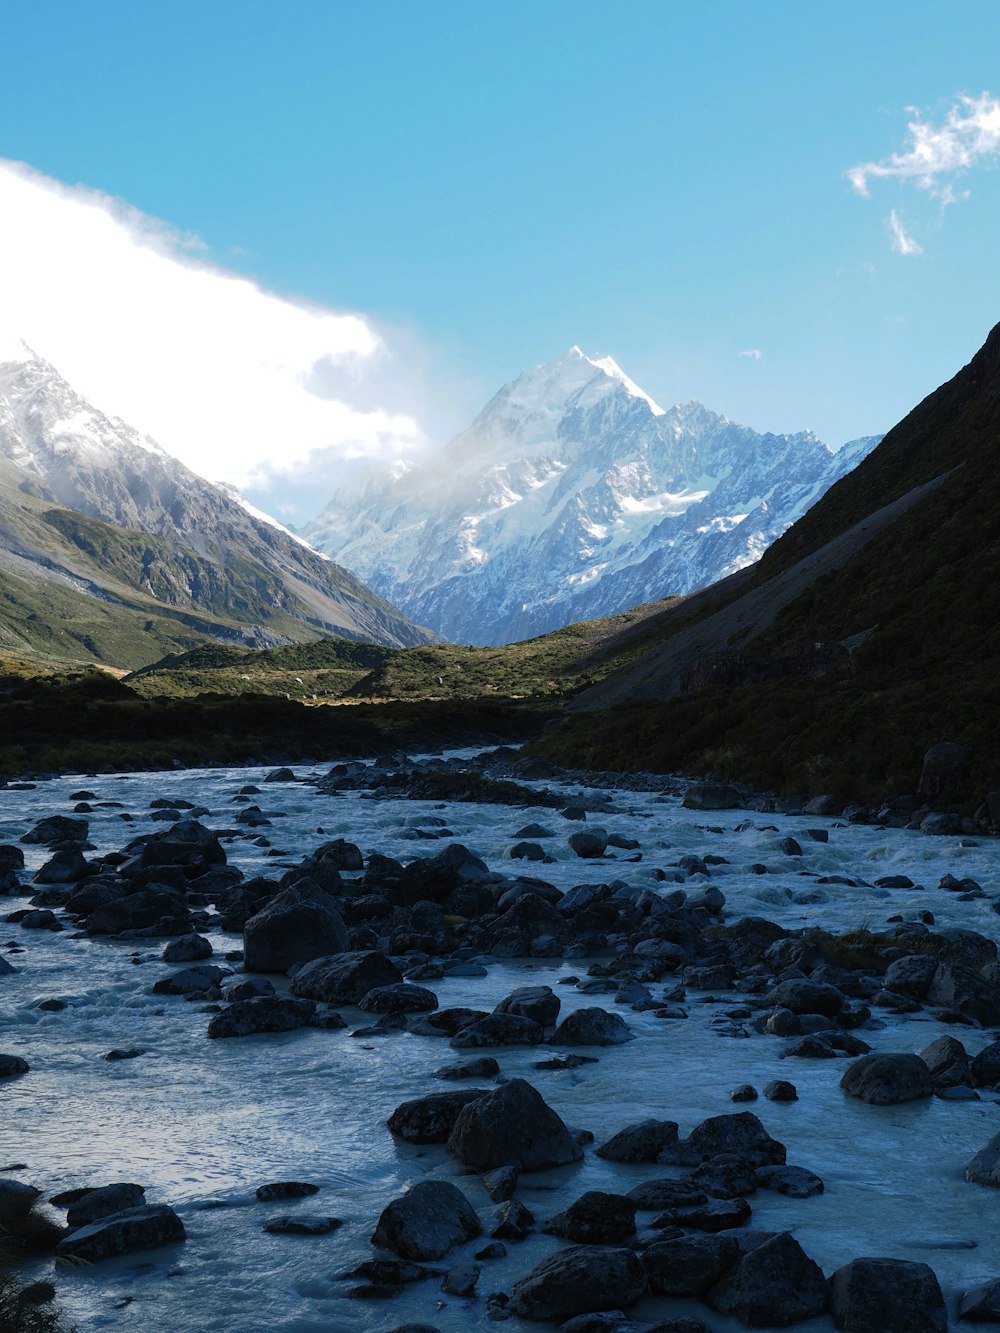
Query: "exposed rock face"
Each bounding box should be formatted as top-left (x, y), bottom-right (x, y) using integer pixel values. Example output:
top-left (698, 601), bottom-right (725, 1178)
top-left (446, 1078), bottom-right (583, 1171)
top-left (827, 1257), bottom-right (947, 1332)
top-left (243, 881), bottom-right (349, 974)
top-left (840, 1054), bottom-right (933, 1106)
top-left (371, 1180), bottom-right (481, 1260)
top-left (509, 1245), bottom-right (647, 1321)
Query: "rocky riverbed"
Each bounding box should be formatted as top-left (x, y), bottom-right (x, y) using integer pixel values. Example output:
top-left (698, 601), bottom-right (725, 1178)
top-left (3, 748), bottom-right (1000, 1332)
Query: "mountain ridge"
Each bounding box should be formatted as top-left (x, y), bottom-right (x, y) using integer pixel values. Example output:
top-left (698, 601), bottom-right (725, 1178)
top-left (306, 347), bottom-right (880, 645)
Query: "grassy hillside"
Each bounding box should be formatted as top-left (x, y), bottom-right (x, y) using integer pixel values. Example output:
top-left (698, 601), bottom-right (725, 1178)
top-left (127, 597), bottom-right (683, 702)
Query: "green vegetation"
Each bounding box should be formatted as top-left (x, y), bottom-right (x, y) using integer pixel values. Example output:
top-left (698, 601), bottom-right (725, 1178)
top-left (128, 598), bottom-right (682, 702)
top-left (0, 669), bottom-right (547, 777)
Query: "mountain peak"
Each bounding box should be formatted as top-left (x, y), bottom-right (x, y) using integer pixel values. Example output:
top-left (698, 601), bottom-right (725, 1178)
top-left (554, 346), bottom-right (666, 416)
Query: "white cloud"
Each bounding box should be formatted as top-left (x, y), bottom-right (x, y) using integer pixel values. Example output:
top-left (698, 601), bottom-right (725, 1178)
top-left (739, 348), bottom-right (763, 360)
top-left (0, 159), bottom-right (429, 520)
top-left (886, 209), bottom-right (923, 256)
top-left (847, 92), bottom-right (1000, 199)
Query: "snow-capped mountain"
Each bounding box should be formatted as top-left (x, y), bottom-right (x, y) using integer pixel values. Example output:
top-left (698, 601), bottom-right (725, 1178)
top-left (0, 343), bottom-right (434, 657)
top-left (305, 347), bottom-right (881, 644)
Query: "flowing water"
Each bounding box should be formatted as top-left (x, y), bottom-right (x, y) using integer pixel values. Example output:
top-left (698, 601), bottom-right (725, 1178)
top-left (2, 754), bottom-right (999, 1331)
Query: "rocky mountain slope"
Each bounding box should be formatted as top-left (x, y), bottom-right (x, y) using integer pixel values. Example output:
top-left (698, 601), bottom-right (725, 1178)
top-left (533, 321), bottom-right (1000, 807)
top-left (306, 347), bottom-right (880, 644)
top-left (0, 346), bottom-right (433, 665)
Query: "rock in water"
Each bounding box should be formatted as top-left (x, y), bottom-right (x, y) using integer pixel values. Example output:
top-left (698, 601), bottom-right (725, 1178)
top-left (642, 1233), bottom-right (741, 1296)
top-left (387, 1090), bottom-right (491, 1144)
top-left (509, 1245), bottom-right (647, 1321)
top-left (290, 951), bottom-right (402, 1003)
top-left (827, 1257), bottom-right (947, 1332)
top-left (446, 1078), bottom-right (583, 1171)
top-left (548, 1007), bottom-right (634, 1046)
top-left (544, 1191), bottom-right (637, 1243)
top-left (55, 1204), bottom-right (185, 1262)
top-left (243, 881), bottom-right (348, 973)
top-left (708, 1231), bottom-right (826, 1325)
top-left (371, 1180), bottom-right (481, 1260)
top-left (596, 1118), bottom-right (679, 1163)
top-left (840, 1053), bottom-right (933, 1105)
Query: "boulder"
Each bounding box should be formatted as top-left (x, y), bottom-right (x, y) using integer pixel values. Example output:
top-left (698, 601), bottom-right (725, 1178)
top-left (494, 985), bottom-right (560, 1027)
top-left (153, 965), bottom-right (229, 995)
top-left (359, 984), bottom-right (438, 1014)
top-left (55, 1204), bottom-right (185, 1262)
top-left (840, 1053), bottom-right (932, 1105)
top-left (387, 1090), bottom-right (491, 1144)
top-left (883, 955), bottom-right (938, 999)
top-left (828, 1256), bottom-right (947, 1332)
top-left (964, 1130), bottom-right (1000, 1186)
top-left (446, 1078), bottom-right (583, 1171)
top-left (510, 1246), bottom-right (647, 1321)
top-left (162, 933), bottom-right (213, 963)
top-left (683, 782), bottom-right (743, 810)
top-left (492, 1198), bottom-right (535, 1240)
top-left (544, 1191), bottom-right (636, 1243)
top-left (451, 1013), bottom-right (544, 1048)
top-left (918, 741), bottom-right (970, 802)
top-left (65, 1183), bottom-right (145, 1229)
top-left (972, 1040), bottom-right (1000, 1088)
top-left (0, 1054), bottom-right (29, 1077)
top-left (596, 1119), bottom-right (679, 1164)
top-left (959, 1277), bottom-right (1000, 1323)
top-left (371, 1180), bottom-right (481, 1260)
top-left (135, 820), bottom-right (225, 876)
top-left (919, 1034), bottom-right (972, 1089)
top-left (549, 1007), bottom-right (634, 1046)
top-left (642, 1233), bottom-right (741, 1296)
top-left (0, 1178), bottom-right (42, 1222)
top-left (926, 961), bottom-right (1000, 1026)
top-left (21, 815), bottom-right (88, 846)
top-left (85, 888), bottom-right (191, 936)
top-left (708, 1231), bottom-right (826, 1325)
top-left (569, 830), bottom-right (608, 859)
top-left (689, 1153), bottom-right (758, 1198)
top-left (764, 979), bottom-right (845, 1018)
top-left (244, 880), bottom-right (348, 974)
top-left (290, 951), bottom-right (402, 1004)
top-left (755, 1164), bottom-right (824, 1197)
top-left (207, 996), bottom-right (318, 1038)
top-left (683, 1112), bottom-right (786, 1166)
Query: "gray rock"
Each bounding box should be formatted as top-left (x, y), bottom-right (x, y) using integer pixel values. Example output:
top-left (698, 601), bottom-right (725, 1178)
top-left (827, 1256), bottom-right (946, 1332)
top-left (763, 1079), bottom-right (798, 1102)
top-left (441, 1261), bottom-right (480, 1296)
top-left (450, 1013), bottom-right (544, 1048)
top-left (549, 1007), bottom-right (634, 1046)
top-left (958, 1276), bottom-right (1000, 1323)
top-left (446, 1078), bottom-right (583, 1171)
top-left (920, 1034), bottom-right (972, 1089)
top-left (596, 1118), bottom-right (679, 1163)
top-left (66, 1183), bottom-right (146, 1229)
top-left (482, 1166), bottom-right (518, 1202)
top-left (689, 1153), bottom-right (758, 1199)
top-left (0, 1054), bottom-right (29, 1077)
top-left (387, 1090), bottom-right (491, 1144)
top-left (683, 783), bottom-right (743, 810)
top-left (544, 1191), bottom-right (636, 1243)
top-left (964, 1130), bottom-right (1000, 1187)
top-left (153, 964), bottom-right (229, 995)
top-left (926, 961), bottom-right (1000, 1025)
top-left (21, 815), bottom-right (88, 846)
top-left (510, 1245), bottom-right (647, 1321)
top-left (358, 983), bottom-right (438, 1014)
top-left (162, 933), bottom-right (213, 963)
top-left (262, 1215), bottom-right (342, 1234)
top-left (494, 985), bottom-right (560, 1027)
top-left (972, 1040), bottom-right (1000, 1088)
top-left (569, 830), bottom-right (609, 858)
top-left (764, 979), bottom-right (845, 1017)
top-left (207, 996), bottom-right (318, 1038)
top-left (0, 1178), bottom-right (42, 1222)
top-left (244, 880), bottom-right (348, 974)
top-left (371, 1179), bottom-right (481, 1260)
top-left (683, 1112), bottom-right (786, 1166)
top-left (290, 950), bottom-right (402, 1004)
top-left (627, 1179), bottom-right (707, 1211)
top-left (642, 1233), bottom-right (741, 1296)
top-left (840, 1053), bottom-right (932, 1105)
top-left (492, 1198), bottom-right (535, 1240)
top-left (883, 955), bottom-right (938, 999)
top-left (55, 1203), bottom-right (185, 1262)
top-left (755, 1164), bottom-right (824, 1197)
top-left (255, 1181), bottom-right (319, 1201)
top-left (708, 1231), bottom-right (826, 1325)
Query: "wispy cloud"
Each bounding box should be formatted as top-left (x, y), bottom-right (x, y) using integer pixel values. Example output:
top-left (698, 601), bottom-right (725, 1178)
top-left (0, 159), bottom-right (430, 522)
top-left (886, 209), bottom-right (923, 257)
top-left (739, 348), bottom-right (763, 361)
top-left (848, 92), bottom-right (1000, 198)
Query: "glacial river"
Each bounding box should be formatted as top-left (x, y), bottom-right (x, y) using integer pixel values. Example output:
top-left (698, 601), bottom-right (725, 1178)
top-left (2, 753), bottom-right (1000, 1331)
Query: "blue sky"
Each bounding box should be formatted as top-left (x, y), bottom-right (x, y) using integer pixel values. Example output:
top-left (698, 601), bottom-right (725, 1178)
top-left (2, 1), bottom-right (999, 516)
